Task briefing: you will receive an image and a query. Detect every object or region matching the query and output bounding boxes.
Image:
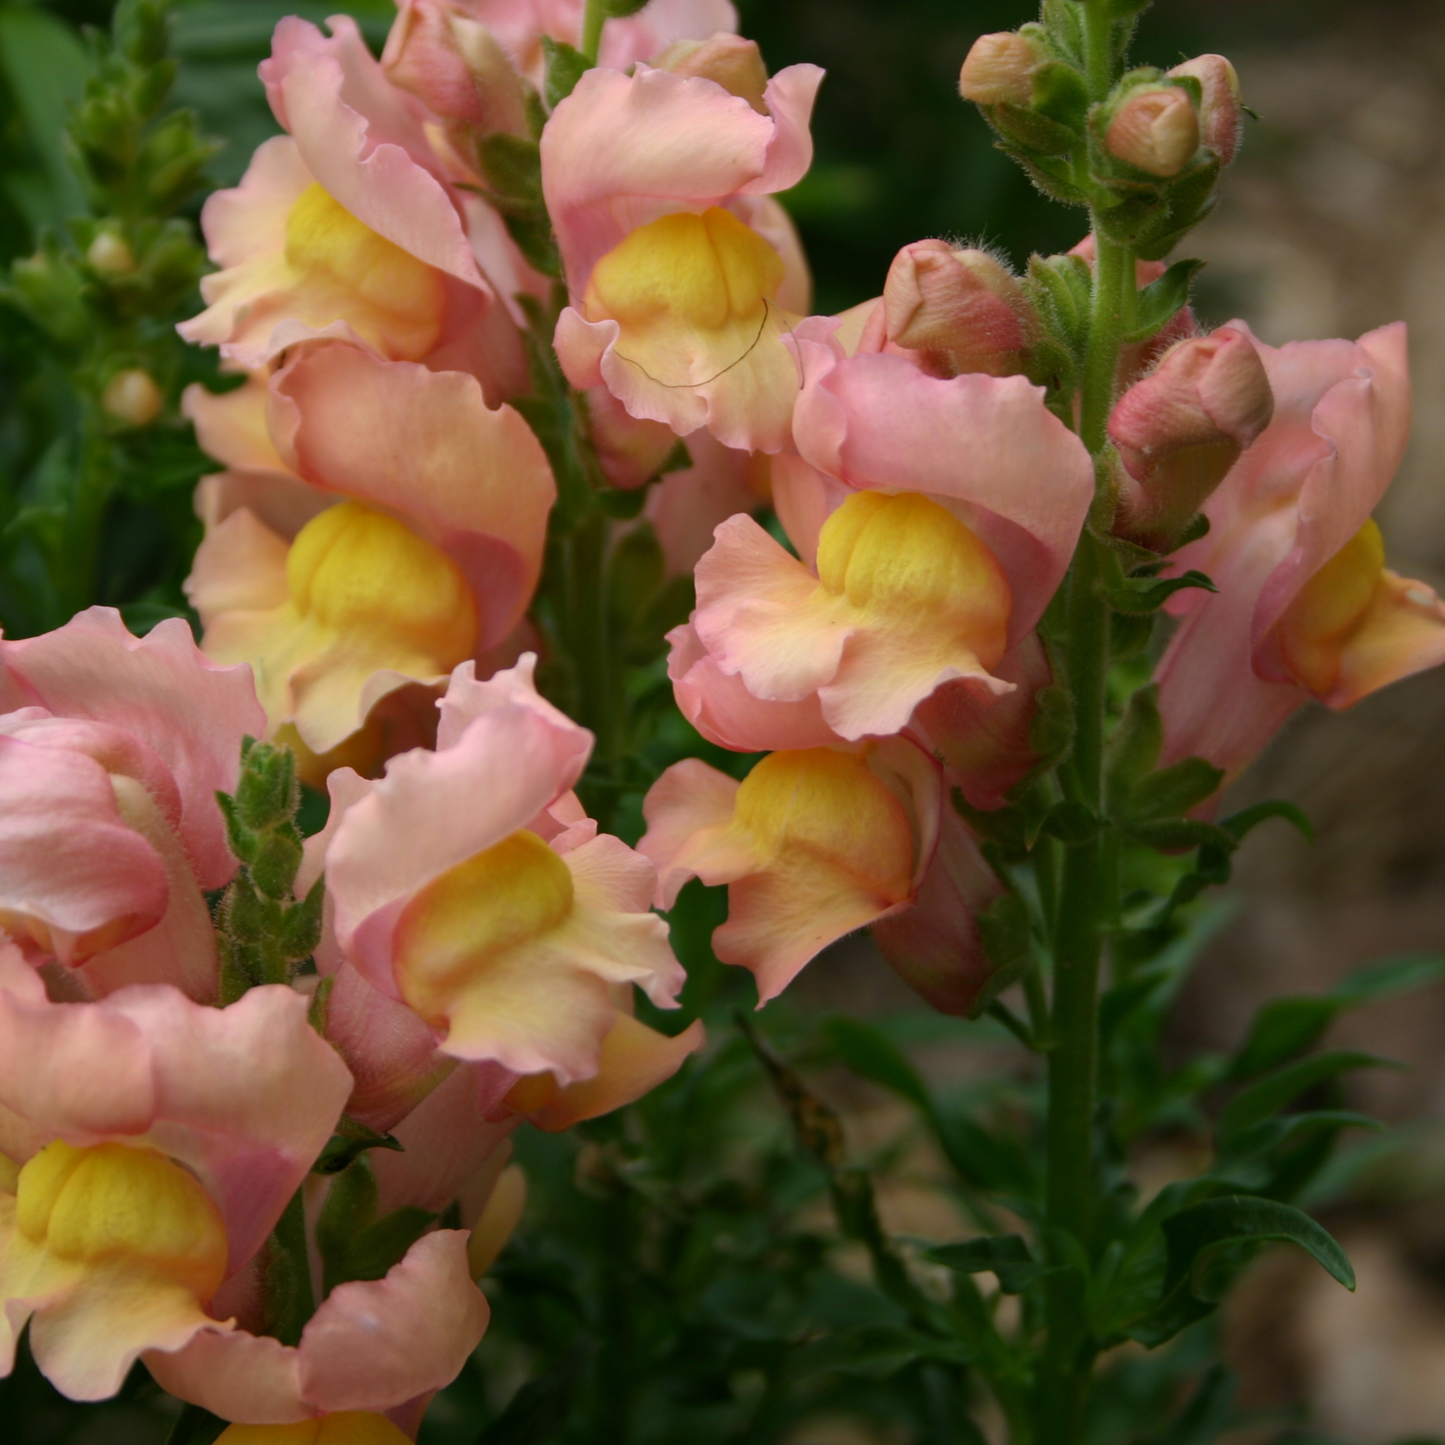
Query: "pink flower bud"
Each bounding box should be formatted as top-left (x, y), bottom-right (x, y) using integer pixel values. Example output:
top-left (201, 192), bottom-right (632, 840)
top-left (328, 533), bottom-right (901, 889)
top-left (382, 0), bottom-right (528, 138)
top-left (652, 35), bottom-right (770, 116)
top-left (1104, 84), bottom-right (1200, 177)
top-left (1110, 326), bottom-right (1274, 550)
top-left (1168, 54), bottom-right (1243, 166)
top-left (958, 31), bottom-right (1041, 107)
top-left (882, 240), bottom-right (1031, 378)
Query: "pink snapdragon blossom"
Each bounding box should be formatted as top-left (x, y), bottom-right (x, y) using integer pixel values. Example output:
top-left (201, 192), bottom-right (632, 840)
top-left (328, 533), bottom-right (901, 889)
top-left (179, 17), bottom-right (523, 399)
top-left (672, 344), bottom-right (1094, 742)
top-left (186, 346), bottom-right (555, 772)
top-left (1157, 321), bottom-right (1445, 784)
top-left (544, 52), bottom-right (822, 452)
top-left (322, 656), bottom-right (689, 1085)
top-left (639, 738), bottom-right (942, 1002)
top-left (0, 609), bottom-right (264, 999)
top-left (0, 959), bottom-right (351, 1402)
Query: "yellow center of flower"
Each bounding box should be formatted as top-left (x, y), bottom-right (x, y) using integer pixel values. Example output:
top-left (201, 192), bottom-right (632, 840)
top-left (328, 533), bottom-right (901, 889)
top-left (1276, 518), bottom-right (1386, 697)
top-left (584, 207), bottom-right (785, 385)
top-left (392, 830), bottom-right (574, 1025)
top-left (814, 491), bottom-right (1012, 668)
top-left (16, 1140), bottom-right (227, 1300)
top-left (288, 502), bottom-right (479, 668)
top-left (733, 748), bottom-right (915, 896)
top-left (217, 1413), bottom-right (413, 1445)
top-left (283, 183), bottom-right (446, 359)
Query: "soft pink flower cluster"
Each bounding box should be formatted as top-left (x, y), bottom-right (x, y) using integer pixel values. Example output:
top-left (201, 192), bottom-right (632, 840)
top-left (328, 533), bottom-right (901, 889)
top-left (7, 0), bottom-right (1445, 1437)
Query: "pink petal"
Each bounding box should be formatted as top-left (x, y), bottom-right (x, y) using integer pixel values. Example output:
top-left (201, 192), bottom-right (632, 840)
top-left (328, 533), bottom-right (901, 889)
top-left (541, 62), bottom-right (822, 291)
top-left (297, 1231), bottom-right (488, 1415)
top-left (260, 17), bottom-right (484, 290)
top-left (0, 736), bottom-right (169, 962)
top-left (791, 349), bottom-right (1095, 641)
top-left (0, 609), bottom-right (267, 888)
top-left (273, 347), bottom-right (555, 647)
top-left (637, 757), bottom-right (743, 908)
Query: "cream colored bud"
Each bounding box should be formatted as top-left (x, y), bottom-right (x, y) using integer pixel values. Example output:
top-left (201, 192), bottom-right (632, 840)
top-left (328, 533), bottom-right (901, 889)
top-left (102, 369), bottom-right (164, 427)
top-left (959, 32), bottom-right (1039, 107)
top-left (652, 35), bottom-right (770, 115)
top-left (1105, 85), bottom-right (1200, 177)
top-left (87, 231), bottom-right (135, 275)
top-left (1167, 54), bottom-right (1242, 165)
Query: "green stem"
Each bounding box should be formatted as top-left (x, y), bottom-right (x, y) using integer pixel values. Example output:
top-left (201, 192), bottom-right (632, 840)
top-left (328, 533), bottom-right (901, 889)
top-left (1035, 5), bottom-right (1135, 1439)
top-left (579, 0), bottom-right (606, 63)
top-left (567, 510), bottom-right (620, 765)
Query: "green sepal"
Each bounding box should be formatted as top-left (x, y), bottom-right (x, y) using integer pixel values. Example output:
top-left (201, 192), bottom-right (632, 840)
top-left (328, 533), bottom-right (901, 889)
top-left (1104, 568), bottom-right (1216, 615)
top-left (1040, 0), bottom-right (1084, 65)
top-left (1123, 258), bottom-right (1204, 344)
top-left (1031, 60), bottom-right (1089, 129)
top-left (312, 1116), bottom-right (406, 1177)
top-left (248, 824), bottom-right (303, 901)
top-left (1006, 149), bottom-right (1088, 205)
top-left (990, 101), bottom-right (1080, 158)
top-left (1025, 252), bottom-right (1093, 359)
top-left (478, 132), bottom-right (543, 205)
top-left (541, 35), bottom-right (588, 110)
top-left (280, 875), bottom-right (325, 960)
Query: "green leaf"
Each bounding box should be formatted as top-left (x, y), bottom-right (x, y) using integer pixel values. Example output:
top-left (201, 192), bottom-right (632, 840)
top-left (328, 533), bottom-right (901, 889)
top-left (972, 893), bottom-right (1036, 1019)
top-left (1218, 1110), bottom-right (1381, 1165)
top-left (1124, 258), bottom-right (1205, 344)
top-left (1105, 569), bottom-right (1216, 615)
top-left (990, 101), bottom-right (1081, 157)
top-left (479, 1344), bottom-right (590, 1444)
top-left (1122, 817), bottom-right (1235, 853)
top-left (478, 132), bottom-right (543, 203)
top-left (1335, 952), bottom-right (1445, 1005)
top-left (926, 1235), bottom-right (1063, 1294)
top-left (1030, 60), bottom-right (1089, 128)
top-left (541, 35), bottom-right (589, 110)
top-left (824, 1017), bottom-right (934, 1115)
top-left (785, 1326), bottom-right (968, 1381)
top-left (1219, 798), bottom-right (1313, 845)
top-left (0, 8), bottom-right (91, 228)
top-left (1129, 1196), bottom-right (1352, 1346)
top-left (1218, 1050), bottom-right (1395, 1142)
top-left (312, 1116), bottom-right (405, 1176)
top-left (1228, 997), bottom-right (1342, 1081)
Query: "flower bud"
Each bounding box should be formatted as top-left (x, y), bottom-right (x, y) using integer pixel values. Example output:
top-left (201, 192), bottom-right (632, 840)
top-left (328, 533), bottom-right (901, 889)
top-left (959, 31), bottom-right (1042, 107)
top-left (1104, 84), bottom-right (1200, 177)
top-left (101, 368), bottom-right (164, 427)
top-left (382, 0), bottom-right (528, 138)
top-left (882, 240), bottom-right (1032, 378)
top-left (1109, 326), bottom-right (1274, 550)
top-left (1168, 54), bottom-right (1243, 166)
top-left (86, 231), bottom-right (135, 275)
top-left (652, 35), bottom-right (770, 115)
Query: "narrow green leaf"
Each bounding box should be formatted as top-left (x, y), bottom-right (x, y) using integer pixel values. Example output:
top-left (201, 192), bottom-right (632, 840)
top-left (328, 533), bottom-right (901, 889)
top-left (1124, 757), bottom-right (1225, 822)
top-left (1107, 683), bottom-right (1163, 793)
top-left (1219, 798), bottom-right (1313, 845)
top-left (785, 1325), bottom-right (968, 1381)
top-left (926, 1235), bottom-right (1063, 1294)
top-left (1123, 258), bottom-right (1204, 343)
top-left (1219, 1050), bottom-right (1395, 1141)
top-left (1123, 817), bottom-right (1235, 853)
top-left (1334, 952), bottom-right (1445, 1005)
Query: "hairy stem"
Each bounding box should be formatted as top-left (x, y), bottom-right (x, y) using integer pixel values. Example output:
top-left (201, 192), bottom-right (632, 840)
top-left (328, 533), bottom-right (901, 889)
top-left (1035, 2), bottom-right (1134, 1439)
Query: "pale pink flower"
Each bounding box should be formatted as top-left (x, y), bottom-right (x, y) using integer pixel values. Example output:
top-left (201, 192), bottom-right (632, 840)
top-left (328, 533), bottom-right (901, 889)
top-left (544, 57), bottom-right (823, 452)
top-left (179, 17), bottom-right (523, 398)
top-left (322, 656), bottom-right (686, 1085)
top-left (673, 344), bottom-right (1094, 742)
top-left (0, 609), bottom-right (264, 999)
top-left (186, 346), bottom-right (555, 769)
top-left (1157, 321), bottom-right (1445, 783)
top-left (0, 956), bottom-right (351, 1403)
top-left (639, 738), bottom-right (941, 1002)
